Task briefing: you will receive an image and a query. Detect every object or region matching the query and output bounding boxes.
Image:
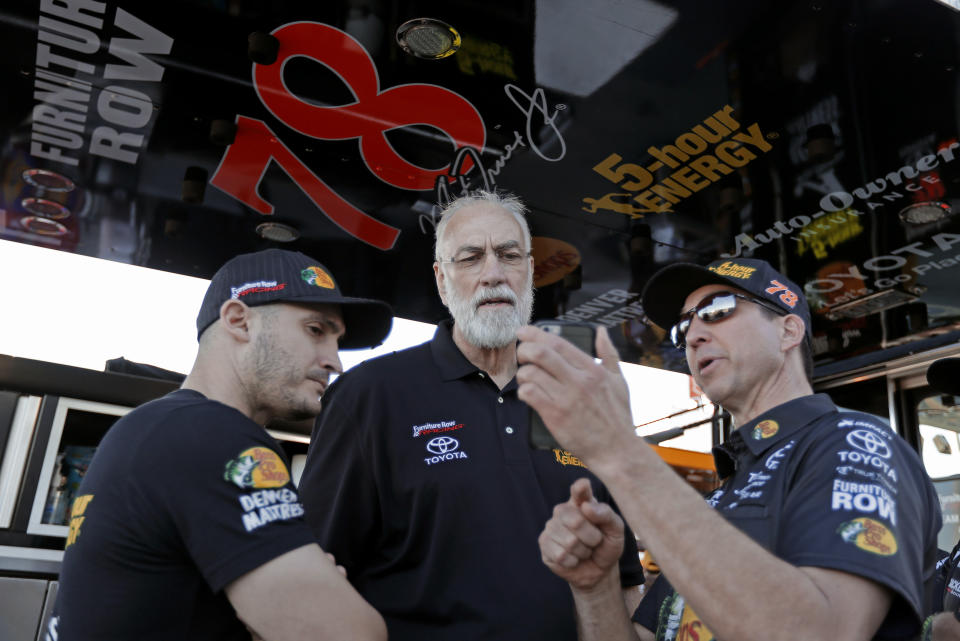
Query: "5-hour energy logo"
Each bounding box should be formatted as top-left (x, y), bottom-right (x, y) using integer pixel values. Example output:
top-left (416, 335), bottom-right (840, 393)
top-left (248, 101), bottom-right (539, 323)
top-left (581, 105), bottom-right (773, 218)
top-left (552, 449), bottom-right (586, 468)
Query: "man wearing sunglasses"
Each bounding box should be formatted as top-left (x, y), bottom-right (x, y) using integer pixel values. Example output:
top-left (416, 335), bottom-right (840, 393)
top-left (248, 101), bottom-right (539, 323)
top-left (519, 257), bottom-right (941, 641)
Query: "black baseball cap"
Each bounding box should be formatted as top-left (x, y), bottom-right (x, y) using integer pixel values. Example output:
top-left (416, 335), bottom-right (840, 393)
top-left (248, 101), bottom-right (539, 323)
top-left (196, 249), bottom-right (393, 349)
top-left (927, 358), bottom-right (960, 395)
top-left (641, 258), bottom-right (812, 336)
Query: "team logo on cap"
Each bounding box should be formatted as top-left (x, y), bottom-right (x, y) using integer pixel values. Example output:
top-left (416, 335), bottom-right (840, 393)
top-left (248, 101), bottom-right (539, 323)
top-left (708, 261), bottom-right (756, 280)
top-left (837, 517), bottom-right (898, 556)
top-left (751, 419), bottom-right (779, 440)
top-left (301, 266), bottom-right (335, 289)
top-left (224, 447), bottom-right (290, 489)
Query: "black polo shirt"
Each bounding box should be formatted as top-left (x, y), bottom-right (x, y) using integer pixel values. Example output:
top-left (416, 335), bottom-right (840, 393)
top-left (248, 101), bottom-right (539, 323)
top-left (300, 320), bottom-right (644, 641)
top-left (633, 394), bottom-right (942, 641)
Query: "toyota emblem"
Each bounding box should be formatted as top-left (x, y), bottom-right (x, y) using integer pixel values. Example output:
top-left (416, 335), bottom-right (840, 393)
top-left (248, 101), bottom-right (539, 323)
top-left (426, 436), bottom-right (460, 455)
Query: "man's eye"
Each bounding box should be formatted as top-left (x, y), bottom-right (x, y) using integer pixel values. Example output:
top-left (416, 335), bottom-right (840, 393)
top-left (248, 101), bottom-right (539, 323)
top-left (457, 254), bottom-right (483, 265)
top-left (308, 325), bottom-right (325, 336)
top-left (500, 252), bottom-right (523, 262)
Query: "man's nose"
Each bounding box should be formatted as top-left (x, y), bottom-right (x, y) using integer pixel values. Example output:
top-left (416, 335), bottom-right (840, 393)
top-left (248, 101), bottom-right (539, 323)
top-left (684, 315), bottom-right (711, 348)
top-left (478, 252), bottom-right (506, 285)
top-left (320, 344), bottom-right (343, 375)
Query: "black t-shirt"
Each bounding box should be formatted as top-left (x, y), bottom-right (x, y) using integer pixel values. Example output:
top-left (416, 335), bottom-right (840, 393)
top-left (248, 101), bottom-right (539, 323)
top-left (632, 394), bottom-right (942, 641)
top-left (46, 389), bottom-right (316, 641)
top-left (299, 320), bottom-right (644, 641)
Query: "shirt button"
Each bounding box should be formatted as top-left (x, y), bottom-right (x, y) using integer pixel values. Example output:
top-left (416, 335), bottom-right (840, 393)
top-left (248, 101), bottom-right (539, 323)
top-left (497, 396), bottom-right (504, 404)
top-left (478, 372), bottom-right (485, 378)
top-left (505, 426), bottom-right (514, 434)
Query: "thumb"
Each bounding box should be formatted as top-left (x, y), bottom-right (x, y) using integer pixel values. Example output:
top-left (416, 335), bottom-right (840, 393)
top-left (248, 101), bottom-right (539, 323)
top-left (595, 326), bottom-right (622, 374)
top-left (581, 500), bottom-right (624, 538)
top-left (569, 477), bottom-right (595, 507)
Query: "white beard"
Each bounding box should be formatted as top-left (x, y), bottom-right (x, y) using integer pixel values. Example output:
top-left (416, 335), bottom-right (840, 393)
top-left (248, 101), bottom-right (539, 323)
top-left (445, 279), bottom-right (534, 349)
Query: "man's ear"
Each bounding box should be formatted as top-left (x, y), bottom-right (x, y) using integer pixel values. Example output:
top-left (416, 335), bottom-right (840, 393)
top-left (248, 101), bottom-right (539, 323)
top-left (434, 262), bottom-right (448, 306)
top-left (780, 314), bottom-right (806, 352)
top-left (220, 299), bottom-right (253, 342)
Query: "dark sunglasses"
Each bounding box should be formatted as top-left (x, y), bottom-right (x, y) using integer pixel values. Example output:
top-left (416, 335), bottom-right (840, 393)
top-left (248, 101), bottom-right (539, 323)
top-left (670, 291), bottom-right (785, 348)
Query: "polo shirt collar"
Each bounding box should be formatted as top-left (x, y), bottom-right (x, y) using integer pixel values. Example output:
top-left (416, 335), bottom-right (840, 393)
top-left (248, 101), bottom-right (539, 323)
top-left (429, 319), bottom-right (484, 381)
top-left (712, 393), bottom-right (836, 478)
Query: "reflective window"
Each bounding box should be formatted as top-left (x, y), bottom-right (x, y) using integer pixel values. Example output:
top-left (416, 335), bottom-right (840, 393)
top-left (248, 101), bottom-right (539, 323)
top-left (917, 392), bottom-right (960, 549)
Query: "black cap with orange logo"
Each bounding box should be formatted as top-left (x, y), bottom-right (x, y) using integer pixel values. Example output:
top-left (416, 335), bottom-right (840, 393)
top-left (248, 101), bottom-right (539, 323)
top-left (641, 258), bottom-right (812, 337)
top-left (196, 249), bottom-right (393, 348)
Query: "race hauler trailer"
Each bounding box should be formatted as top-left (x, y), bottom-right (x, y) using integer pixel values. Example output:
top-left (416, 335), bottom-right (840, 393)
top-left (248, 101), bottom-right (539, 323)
top-left (1, 0), bottom-right (960, 637)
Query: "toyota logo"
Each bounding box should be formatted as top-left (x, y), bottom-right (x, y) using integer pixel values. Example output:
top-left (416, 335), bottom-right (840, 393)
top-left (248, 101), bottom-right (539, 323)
top-left (427, 436), bottom-right (460, 455)
top-left (846, 429), bottom-right (892, 459)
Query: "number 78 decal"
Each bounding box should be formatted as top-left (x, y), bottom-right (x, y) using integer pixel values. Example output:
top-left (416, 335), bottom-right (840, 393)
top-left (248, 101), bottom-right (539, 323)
top-left (210, 21), bottom-right (487, 250)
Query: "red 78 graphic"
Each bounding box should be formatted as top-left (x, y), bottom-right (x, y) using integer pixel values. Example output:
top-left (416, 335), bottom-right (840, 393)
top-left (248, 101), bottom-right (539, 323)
top-left (765, 280), bottom-right (799, 308)
top-left (210, 21), bottom-right (487, 249)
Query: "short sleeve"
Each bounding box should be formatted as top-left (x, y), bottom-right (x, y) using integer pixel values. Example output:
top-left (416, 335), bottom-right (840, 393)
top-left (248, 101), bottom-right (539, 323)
top-left (298, 373), bottom-right (382, 577)
top-left (138, 403), bottom-right (316, 592)
top-left (778, 419), bottom-right (936, 634)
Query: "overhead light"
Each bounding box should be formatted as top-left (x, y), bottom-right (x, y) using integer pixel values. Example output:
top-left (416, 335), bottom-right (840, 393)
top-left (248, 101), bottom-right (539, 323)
top-left (20, 216), bottom-right (68, 236)
top-left (21, 168), bottom-right (75, 192)
top-left (21, 197), bottom-right (70, 219)
top-left (396, 18), bottom-right (460, 59)
top-left (898, 200), bottom-right (952, 224)
top-left (256, 221), bottom-right (300, 242)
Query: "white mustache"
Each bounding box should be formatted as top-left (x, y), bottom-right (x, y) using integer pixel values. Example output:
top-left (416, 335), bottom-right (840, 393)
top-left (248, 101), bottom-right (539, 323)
top-left (472, 285), bottom-right (518, 309)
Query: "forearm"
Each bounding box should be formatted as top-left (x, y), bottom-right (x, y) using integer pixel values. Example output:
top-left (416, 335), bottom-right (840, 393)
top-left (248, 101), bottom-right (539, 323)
top-left (587, 438), bottom-right (847, 641)
top-left (572, 569), bottom-right (640, 641)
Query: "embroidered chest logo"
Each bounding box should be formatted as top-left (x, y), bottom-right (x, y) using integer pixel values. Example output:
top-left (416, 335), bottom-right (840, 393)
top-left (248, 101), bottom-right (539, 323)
top-left (732, 471), bottom-right (772, 501)
top-left (837, 517), bottom-right (898, 556)
top-left (412, 419), bottom-right (464, 438)
top-left (424, 436), bottom-right (469, 466)
top-left (845, 429), bottom-right (892, 459)
top-left (552, 448), bottom-right (586, 468)
top-left (752, 419), bottom-right (779, 440)
top-left (764, 440), bottom-right (795, 470)
top-left (224, 447), bottom-right (290, 489)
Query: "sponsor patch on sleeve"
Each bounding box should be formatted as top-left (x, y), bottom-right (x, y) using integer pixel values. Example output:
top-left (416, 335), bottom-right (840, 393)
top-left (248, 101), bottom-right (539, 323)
top-left (837, 517), bottom-right (898, 556)
top-left (238, 487), bottom-right (305, 532)
top-left (224, 447), bottom-right (291, 489)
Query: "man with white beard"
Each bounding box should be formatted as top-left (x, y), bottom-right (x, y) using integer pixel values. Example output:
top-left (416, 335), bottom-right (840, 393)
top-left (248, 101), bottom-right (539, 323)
top-left (299, 191), bottom-right (643, 641)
